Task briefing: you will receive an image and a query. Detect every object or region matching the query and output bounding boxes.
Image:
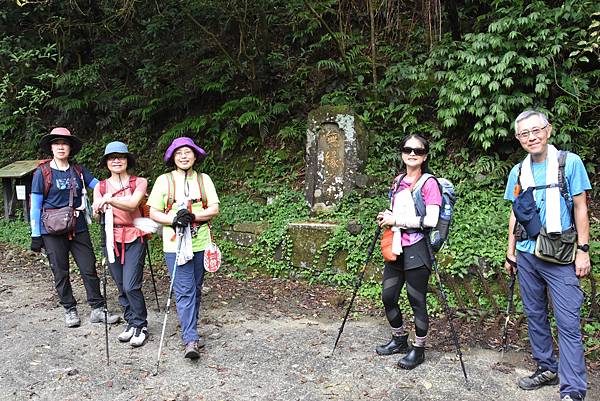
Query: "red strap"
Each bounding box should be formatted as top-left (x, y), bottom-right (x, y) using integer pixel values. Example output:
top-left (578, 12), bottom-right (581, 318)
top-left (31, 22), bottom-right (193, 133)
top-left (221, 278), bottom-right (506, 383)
top-left (39, 161), bottom-right (52, 197)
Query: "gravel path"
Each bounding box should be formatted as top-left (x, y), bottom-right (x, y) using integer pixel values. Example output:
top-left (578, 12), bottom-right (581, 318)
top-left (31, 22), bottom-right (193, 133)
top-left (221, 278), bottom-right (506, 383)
top-left (0, 245), bottom-right (597, 401)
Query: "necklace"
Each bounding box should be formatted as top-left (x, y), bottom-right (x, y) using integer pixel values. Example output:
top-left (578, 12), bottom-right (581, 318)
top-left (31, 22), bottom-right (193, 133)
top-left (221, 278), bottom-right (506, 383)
top-left (50, 160), bottom-right (69, 171)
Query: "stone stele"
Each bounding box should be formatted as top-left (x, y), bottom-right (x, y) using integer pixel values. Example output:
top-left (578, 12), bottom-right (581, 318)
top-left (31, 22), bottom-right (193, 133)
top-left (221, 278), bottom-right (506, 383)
top-left (305, 106), bottom-right (367, 212)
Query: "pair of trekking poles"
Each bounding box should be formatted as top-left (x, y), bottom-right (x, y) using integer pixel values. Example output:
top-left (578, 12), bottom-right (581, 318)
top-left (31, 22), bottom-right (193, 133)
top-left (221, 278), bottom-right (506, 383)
top-left (97, 213), bottom-right (163, 367)
top-left (330, 225), bottom-right (472, 383)
top-left (331, 224), bottom-right (519, 385)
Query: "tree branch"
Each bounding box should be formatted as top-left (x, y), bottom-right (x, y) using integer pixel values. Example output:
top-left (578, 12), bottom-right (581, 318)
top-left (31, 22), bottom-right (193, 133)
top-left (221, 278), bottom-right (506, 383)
top-left (302, 0), bottom-right (353, 78)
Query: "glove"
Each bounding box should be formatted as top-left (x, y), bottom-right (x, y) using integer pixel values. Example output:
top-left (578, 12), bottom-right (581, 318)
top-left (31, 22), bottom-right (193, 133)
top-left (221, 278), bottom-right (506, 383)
top-left (31, 236), bottom-right (44, 252)
top-left (172, 209), bottom-right (195, 228)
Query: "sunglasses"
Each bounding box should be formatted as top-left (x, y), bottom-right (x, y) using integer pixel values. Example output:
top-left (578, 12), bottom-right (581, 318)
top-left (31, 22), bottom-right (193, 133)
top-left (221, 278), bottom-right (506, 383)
top-left (401, 146), bottom-right (427, 156)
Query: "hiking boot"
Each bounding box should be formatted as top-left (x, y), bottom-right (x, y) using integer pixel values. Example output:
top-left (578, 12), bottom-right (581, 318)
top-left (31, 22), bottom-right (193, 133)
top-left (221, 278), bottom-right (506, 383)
top-left (518, 367), bottom-right (558, 390)
top-left (118, 325), bottom-right (135, 342)
top-left (184, 341), bottom-right (200, 359)
top-left (397, 346), bottom-right (425, 370)
top-left (129, 327), bottom-right (148, 348)
top-left (89, 307), bottom-right (121, 324)
top-left (65, 308), bottom-right (81, 328)
top-left (375, 334), bottom-right (409, 356)
top-left (561, 392), bottom-right (584, 401)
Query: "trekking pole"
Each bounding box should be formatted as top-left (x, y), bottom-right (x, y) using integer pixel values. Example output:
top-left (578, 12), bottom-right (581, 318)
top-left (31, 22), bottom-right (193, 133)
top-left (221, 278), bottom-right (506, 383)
top-left (99, 213), bottom-right (110, 366)
top-left (331, 225), bottom-right (382, 356)
top-left (154, 227), bottom-right (184, 376)
top-left (145, 242), bottom-right (161, 312)
top-left (501, 265), bottom-right (516, 358)
top-left (426, 239), bottom-right (468, 385)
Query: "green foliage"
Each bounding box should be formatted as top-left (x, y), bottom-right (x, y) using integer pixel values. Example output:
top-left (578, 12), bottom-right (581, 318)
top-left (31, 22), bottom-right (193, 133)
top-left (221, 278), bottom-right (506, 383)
top-left (0, 0), bottom-right (598, 326)
top-left (0, 217), bottom-right (31, 248)
top-left (426, 0), bottom-right (599, 152)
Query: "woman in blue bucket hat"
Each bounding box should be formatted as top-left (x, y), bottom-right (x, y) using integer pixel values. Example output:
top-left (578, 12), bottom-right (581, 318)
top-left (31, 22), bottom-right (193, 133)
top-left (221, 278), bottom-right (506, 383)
top-left (93, 141), bottom-right (152, 347)
top-left (147, 136), bottom-right (220, 359)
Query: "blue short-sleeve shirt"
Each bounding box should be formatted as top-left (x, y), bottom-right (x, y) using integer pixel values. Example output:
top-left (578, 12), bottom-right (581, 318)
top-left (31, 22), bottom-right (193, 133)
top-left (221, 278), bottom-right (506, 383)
top-left (504, 152), bottom-right (591, 254)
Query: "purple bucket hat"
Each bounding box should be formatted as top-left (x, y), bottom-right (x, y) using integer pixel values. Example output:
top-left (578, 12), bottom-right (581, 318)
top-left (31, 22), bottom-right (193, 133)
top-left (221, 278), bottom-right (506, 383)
top-left (163, 137), bottom-right (207, 164)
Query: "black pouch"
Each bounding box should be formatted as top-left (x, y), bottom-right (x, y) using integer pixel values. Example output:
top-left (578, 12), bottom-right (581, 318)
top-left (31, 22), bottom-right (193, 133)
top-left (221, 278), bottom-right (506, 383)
top-left (534, 226), bottom-right (577, 265)
top-left (513, 222), bottom-right (529, 242)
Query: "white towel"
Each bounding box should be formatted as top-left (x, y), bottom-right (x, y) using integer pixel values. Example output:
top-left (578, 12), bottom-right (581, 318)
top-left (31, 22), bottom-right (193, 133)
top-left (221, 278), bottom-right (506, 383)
top-left (519, 144), bottom-right (562, 233)
top-left (176, 225), bottom-right (194, 266)
top-left (104, 208), bottom-right (115, 263)
top-left (390, 188), bottom-right (418, 256)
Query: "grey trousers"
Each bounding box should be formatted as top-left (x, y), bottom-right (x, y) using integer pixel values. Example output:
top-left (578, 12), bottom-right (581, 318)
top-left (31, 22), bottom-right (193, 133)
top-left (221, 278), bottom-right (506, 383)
top-left (107, 238), bottom-right (148, 328)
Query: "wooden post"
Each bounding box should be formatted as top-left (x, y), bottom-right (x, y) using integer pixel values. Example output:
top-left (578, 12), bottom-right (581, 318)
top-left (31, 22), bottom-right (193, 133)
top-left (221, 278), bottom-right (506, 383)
top-left (2, 177), bottom-right (11, 221)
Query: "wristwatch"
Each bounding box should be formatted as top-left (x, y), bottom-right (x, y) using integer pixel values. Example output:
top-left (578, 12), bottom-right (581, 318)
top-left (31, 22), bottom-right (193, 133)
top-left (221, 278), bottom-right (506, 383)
top-left (577, 244), bottom-right (589, 252)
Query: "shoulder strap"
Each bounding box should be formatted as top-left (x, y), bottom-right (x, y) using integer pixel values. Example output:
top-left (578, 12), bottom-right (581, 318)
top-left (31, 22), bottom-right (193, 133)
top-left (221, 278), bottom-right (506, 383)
top-left (99, 179), bottom-right (107, 196)
top-left (72, 163), bottom-right (84, 188)
top-left (515, 152), bottom-right (569, 201)
top-left (197, 172), bottom-right (207, 209)
top-left (388, 173), bottom-right (405, 199)
top-left (411, 173), bottom-right (435, 217)
top-left (165, 172), bottom-right (175, 212)
top-left (129, 175), bottom-right (137, 193)
top-left (39, 161), bottom-right (53, 197)
top-left (516, 161), bottom-right (523, 194)
top-left (557, 150), bottom-right (569, 202)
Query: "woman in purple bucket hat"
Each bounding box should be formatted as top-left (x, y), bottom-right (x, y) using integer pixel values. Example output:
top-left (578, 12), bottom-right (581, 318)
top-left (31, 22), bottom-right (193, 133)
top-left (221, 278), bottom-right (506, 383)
top-left (147, 136), bottom-right (220, 359)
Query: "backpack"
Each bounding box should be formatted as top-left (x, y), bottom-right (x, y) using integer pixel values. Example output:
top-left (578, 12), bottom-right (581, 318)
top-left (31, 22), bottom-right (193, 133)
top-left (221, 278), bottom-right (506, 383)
top-left (164, 171), bottom-right (207, 213)
top-left (512, 150), bottom-right (572, 240)
top-left (515, 150), bottom-right (570, 204)
top-left (98, 176), bottom-right (150, 217)
top-left (391, 173), bottom-right (457, 252)
top-left (37, 160), bottom-right (84, 197)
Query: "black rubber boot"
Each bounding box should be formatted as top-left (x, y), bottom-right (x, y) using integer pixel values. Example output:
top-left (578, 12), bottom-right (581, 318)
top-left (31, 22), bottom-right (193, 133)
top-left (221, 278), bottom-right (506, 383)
top-left (375, 334), bottom-right (409, 356)
top-left (397, 346), bottom-right (425, 369)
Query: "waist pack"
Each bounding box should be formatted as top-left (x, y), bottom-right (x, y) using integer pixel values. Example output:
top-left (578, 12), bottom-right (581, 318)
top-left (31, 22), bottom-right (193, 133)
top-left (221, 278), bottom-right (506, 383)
top-left (42, 206), bottom-right (76, 235)
top-left (380, 227), bottom-right (396, 262)
top-left (42, 174), bottom-right (77, 236)
top-left (535, 226), bottom-right (577, 265)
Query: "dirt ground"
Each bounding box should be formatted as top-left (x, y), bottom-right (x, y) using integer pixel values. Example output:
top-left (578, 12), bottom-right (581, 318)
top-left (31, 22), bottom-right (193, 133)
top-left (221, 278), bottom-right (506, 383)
top-left (0, 243), bottom-right (597, 401)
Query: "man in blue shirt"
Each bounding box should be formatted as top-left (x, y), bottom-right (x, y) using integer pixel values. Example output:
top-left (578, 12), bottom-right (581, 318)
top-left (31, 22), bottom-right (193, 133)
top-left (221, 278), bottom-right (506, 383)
top-left (504, 110), bottom-right (591, 401)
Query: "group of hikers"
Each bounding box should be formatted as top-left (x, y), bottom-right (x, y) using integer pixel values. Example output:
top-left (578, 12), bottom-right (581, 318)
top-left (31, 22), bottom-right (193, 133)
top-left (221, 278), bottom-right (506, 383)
top-left (28, 109), bottom-right (591, 401)
top-left (29, 130), bottom-right (219, 359)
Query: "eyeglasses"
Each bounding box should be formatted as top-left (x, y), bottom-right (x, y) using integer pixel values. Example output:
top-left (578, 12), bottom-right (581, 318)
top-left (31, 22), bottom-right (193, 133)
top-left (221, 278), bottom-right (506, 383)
top-left (516, 124), bottom-right (548, 140)
top-left (401, 146), bottom-right (427, 156)
top-left (174, 150), bottom-right (195, 158)
top-left (107, 154), bottom-right (127, 161)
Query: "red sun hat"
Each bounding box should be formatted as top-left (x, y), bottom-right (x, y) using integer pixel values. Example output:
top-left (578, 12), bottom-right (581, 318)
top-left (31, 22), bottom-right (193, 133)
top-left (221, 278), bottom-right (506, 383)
top-left (39, 127), bottom-right (83, 156)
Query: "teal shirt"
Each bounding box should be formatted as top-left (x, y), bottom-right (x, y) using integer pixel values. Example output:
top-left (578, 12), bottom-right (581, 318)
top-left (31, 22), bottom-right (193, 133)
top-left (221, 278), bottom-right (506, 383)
top-left (504, 152), bottom-right (591, 254)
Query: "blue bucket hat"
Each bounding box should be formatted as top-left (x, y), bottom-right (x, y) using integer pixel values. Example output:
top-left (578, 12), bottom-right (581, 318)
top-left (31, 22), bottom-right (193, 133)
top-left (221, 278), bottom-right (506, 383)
top-left (513, 187), bottom-right (542, 238)
top-left (100, 141), bottom-right (136, 169)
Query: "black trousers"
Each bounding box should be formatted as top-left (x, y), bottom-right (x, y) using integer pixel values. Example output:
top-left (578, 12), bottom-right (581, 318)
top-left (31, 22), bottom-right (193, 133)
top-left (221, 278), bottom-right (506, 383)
top-left (382, 250), bottom-right (431, 337)
top-left (42, 230), bottom-right (104, 310)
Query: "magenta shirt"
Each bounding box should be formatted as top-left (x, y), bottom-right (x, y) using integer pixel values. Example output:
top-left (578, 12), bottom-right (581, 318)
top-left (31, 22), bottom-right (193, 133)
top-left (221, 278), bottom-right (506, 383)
top-left (393, 177), bottom-right (442, 246)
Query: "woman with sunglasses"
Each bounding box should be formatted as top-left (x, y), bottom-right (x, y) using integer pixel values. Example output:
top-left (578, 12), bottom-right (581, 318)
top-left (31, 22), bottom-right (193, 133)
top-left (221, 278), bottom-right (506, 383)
top-left (375, 134), bottom-right (442, 370)
top-left (93, 141), bottom-right (150, 347)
